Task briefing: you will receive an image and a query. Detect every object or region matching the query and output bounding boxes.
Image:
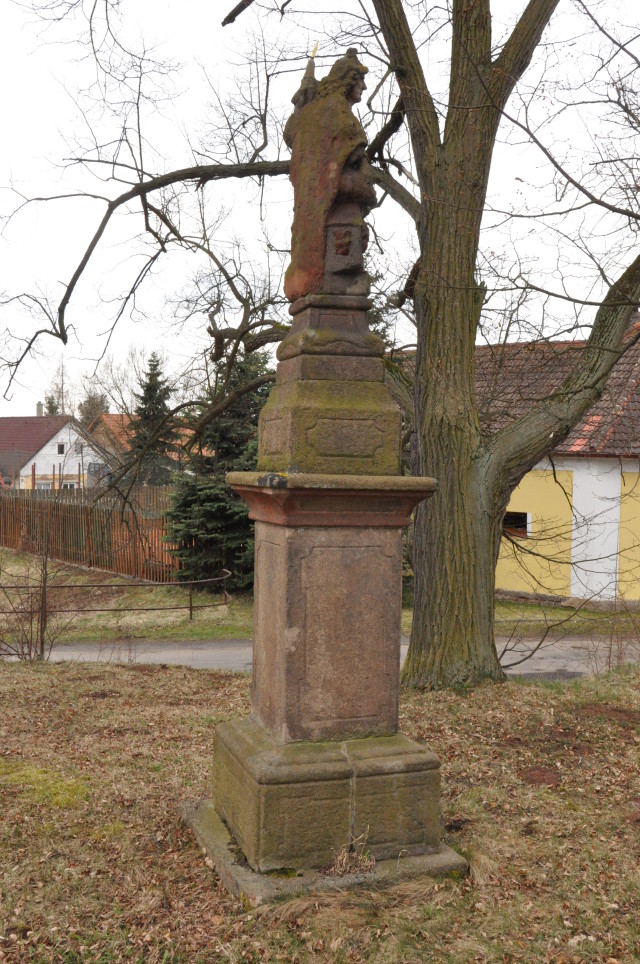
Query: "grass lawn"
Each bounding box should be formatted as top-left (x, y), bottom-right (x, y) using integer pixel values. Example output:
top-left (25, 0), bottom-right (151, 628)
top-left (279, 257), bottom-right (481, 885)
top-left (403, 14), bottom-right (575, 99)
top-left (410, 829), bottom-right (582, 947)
top-left (0, 550), bottom-right (253, 645)
top-left (3, 549), bottom-right (640, 649)
top-left (1, 661), bottom-right (639, 961)
top-left (402, 598), bottom-right (640, 642)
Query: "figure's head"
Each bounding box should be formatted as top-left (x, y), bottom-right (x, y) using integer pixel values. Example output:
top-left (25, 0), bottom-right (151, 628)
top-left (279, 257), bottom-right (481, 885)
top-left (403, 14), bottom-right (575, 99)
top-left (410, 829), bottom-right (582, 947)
top-left (326, 48), bottom-right (368, 104)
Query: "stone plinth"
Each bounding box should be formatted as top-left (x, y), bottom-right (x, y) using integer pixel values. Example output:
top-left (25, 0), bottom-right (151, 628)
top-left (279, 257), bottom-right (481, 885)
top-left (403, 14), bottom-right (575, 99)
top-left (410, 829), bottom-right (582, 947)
top-left (227, 473), bottom-right (437, 743)
top-left (257, 379), bottom-right (400, 476)
top-left (211, 717), bottom-right (441, 872)
top-left (276, 295), bottom-right (383, 360)
top-left (199, 472), bottom-right (445, 875)
top-left (258, 295), bottom-right (401, 476)
top-left (185, 802), bottom-right (467, 906)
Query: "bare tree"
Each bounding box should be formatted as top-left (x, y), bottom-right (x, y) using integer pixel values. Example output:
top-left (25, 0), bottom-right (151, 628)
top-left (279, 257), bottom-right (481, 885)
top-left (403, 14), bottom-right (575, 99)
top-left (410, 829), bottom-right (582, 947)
top-left (4, 1), bottom-right (640, 686)
top-left (0, 521), bottom-right (76, 661)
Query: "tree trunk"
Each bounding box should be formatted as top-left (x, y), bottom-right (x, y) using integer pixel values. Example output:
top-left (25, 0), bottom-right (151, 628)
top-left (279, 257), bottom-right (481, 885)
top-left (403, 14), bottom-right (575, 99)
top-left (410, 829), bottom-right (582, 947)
top-left (401, 46), bottom-right (508, 684)
top-left (406, 444), bottom-right (507, 687)
top-left (405, 234), bottom-right (507, 686)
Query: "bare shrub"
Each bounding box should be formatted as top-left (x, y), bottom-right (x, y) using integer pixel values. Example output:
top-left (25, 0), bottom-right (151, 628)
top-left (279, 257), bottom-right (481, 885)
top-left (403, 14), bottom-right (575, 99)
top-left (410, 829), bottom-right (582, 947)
top-left (0, 551), bottom-right (75, 661)
top-left (326, 832), bottom-right (376, 878)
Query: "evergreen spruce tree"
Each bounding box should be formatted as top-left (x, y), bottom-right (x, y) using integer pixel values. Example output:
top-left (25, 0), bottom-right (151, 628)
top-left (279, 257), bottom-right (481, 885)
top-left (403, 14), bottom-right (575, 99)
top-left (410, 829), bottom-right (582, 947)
top-left (166, 350), bottom-right (273, 590)
top-left (77, 389), bottom-right (109, 427)
top-left (44, 393), bottom-right (60, 416)
top-left (129, 353), bottom-right (177, 485)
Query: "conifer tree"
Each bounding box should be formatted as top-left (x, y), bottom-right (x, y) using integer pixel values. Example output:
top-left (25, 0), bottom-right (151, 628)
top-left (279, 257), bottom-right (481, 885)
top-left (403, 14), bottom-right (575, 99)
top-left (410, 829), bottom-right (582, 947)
top-left (129, 353), bottom-right (176, 485)
top-left (166, 351), bottom-right (272, 589)
top-left (77, 389), bottom-right (109, 427)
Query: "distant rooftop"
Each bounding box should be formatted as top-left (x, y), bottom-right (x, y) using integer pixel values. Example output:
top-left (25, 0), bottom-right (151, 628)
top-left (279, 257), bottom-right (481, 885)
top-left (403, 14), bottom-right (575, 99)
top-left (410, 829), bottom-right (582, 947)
top-left (396, 314), bottom-right (640, 459)
top-left (0, 415), bottom-right (72, 473)
top-left (475, 320), bottom-right (640, 458)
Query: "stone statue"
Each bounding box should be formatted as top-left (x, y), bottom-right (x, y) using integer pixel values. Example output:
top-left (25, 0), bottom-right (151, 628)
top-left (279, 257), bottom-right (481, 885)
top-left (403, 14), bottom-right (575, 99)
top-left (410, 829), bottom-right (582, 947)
top-left (283, 48), bottom-right (377, 303)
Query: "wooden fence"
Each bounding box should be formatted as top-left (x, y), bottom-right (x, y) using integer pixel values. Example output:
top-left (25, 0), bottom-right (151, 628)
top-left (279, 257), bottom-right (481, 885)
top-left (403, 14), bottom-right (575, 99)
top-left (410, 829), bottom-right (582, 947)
top-left (0, 487), bottom-right (179, 581)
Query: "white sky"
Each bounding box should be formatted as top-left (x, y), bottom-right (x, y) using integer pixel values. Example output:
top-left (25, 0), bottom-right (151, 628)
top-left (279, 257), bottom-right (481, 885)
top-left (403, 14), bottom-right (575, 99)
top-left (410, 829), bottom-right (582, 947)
top-left (1, 0), bottom-right (638, 416)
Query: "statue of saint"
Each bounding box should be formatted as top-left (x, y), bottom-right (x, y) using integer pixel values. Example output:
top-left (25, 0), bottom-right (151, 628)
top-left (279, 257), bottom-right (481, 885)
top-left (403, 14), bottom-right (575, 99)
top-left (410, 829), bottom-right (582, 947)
top-left (283, 48), bottom-right (377, 303)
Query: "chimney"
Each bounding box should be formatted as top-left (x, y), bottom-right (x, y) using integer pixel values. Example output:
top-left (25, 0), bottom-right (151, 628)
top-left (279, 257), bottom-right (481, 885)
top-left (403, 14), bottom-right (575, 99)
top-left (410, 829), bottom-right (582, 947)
top-left (36, 402), bottom-right (44, 417)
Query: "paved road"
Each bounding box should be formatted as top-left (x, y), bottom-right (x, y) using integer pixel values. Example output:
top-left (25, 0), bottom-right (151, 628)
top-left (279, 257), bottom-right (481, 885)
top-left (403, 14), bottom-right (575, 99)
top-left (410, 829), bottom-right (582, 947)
top-left (48, 634), bottom-right (639, 678)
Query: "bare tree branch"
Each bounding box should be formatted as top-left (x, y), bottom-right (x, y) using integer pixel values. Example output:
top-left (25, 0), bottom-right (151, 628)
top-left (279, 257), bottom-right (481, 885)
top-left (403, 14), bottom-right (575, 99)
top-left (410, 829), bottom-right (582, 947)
top-left (491, 0), bottom-right (561, 107)
top-left (371, 166), bottom-right (420, 223)
top-left (370, 0), bottom-right (442, 164)
top-left (222, 0), bottom-right (258, 27)
top-left (366, 95), bottom-right (405, 162)
top-left (55, 159), bottom-right (289, 336)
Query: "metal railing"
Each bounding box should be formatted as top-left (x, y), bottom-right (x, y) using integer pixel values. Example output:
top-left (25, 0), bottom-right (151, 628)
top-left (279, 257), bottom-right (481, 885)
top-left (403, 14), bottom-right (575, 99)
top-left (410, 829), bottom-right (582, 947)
top-left (0, 571), bottom-right (231, 624)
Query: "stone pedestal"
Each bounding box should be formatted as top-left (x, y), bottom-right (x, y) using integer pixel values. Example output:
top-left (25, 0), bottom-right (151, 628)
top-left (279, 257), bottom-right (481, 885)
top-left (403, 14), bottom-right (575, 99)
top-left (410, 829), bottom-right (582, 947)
top-left (228, 473), bottom-right (436, 743)
top-left (197, 472), bottom-right (453, 876)
top-left (212, 718), bottom-right (440, 872)
top-left (185, 289), bottom-right (467, 892)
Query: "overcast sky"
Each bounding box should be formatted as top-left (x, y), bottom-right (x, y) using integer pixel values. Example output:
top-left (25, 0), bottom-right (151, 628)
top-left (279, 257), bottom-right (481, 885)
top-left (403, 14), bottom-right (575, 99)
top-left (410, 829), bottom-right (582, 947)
top-left (1, 0), bottom-right (637, 418)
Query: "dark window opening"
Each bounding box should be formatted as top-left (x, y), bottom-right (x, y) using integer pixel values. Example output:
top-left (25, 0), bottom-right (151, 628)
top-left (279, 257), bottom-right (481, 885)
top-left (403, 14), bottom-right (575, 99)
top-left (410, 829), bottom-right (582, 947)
top-left (57, 443), bottom-right (65, 455)
top-left (503, 511), bottom-right (528, 538)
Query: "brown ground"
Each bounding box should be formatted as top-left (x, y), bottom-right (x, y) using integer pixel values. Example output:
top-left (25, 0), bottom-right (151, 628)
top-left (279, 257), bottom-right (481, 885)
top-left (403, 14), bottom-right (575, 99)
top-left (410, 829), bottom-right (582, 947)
top-left (1, 662), bottom-right (639, 962)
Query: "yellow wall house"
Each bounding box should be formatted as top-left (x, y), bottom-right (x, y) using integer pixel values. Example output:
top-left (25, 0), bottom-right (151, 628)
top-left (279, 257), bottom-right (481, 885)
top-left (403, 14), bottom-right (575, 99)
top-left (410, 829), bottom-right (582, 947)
top-left (475, 328), bottom-right (640, 602)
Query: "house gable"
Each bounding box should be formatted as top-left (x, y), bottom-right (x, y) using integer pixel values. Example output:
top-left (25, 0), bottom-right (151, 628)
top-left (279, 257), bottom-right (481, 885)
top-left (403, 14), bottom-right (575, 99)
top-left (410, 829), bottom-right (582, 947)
top-left (0, 415), bottom-right (71, 483)
top-left (21, 423), bottom-right (109, 489)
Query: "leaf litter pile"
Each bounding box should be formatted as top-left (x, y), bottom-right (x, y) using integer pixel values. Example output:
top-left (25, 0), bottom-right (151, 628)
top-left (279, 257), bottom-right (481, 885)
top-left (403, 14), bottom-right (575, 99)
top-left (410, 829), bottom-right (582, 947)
top-left (1, 661), bottom-right (639, 962)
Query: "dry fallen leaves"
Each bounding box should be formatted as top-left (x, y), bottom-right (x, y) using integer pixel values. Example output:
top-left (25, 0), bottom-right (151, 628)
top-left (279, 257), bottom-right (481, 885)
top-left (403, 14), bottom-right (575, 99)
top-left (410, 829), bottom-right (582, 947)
top-left (0, 661), bottom-right (639, 962)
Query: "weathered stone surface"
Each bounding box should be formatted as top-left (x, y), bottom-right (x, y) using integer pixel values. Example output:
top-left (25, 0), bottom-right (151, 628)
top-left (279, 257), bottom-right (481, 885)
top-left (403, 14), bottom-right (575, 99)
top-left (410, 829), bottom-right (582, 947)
top-left (210, 718), bottom-right (443, 873)
top-left (277, 301), bottom-right (384, 361)
top-left (213, 719), bottom-right (352, 872)
top-left (184, 800), bottom-right (468, 906)
top-left (250, 520), bottom-right (402, 742)
top-left (257, 379), bottom-right (401, 476)
top-left (276, 354), bottom-right (384, 384)
top-left (323, 203), bottom-right (371, 296)
top-left (347, 737), bottom-right (441, 858)
top-left (227, 471), bottom-right (438, 528)
top-left (228, 471), bottom-right (438, 493)
top-left (283, 49), bottom-right (375, 303)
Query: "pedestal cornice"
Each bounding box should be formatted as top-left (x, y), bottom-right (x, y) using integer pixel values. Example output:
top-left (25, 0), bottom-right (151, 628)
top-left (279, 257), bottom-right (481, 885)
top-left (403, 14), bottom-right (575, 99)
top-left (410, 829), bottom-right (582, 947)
top-left (226, 471), bottom-right (437, 527)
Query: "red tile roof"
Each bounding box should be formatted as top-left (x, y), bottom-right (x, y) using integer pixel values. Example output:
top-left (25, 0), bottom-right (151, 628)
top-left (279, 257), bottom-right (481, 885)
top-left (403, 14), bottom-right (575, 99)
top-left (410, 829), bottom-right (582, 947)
top-left (87, 412), bottom-right (213, 460)
top-left (474, 322), bottom-right (640, 457)
top-left (0, 416), bottom-right (72, 475)
top-left (86, 413), bottom-right (134, 456)
top-left (395, 315), bottom-right (640, 459)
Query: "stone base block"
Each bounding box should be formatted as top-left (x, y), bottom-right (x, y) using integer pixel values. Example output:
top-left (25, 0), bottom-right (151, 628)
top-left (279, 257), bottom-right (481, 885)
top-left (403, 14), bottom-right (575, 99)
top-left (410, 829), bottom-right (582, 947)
top-left (277, 296), bottom-right (383, 361)
top-left (257, 377), bottom-right (401, 476)
top-left (211, 717), bottom-right (442, 873)
top-left (184, 800), bottom-right (468, 906)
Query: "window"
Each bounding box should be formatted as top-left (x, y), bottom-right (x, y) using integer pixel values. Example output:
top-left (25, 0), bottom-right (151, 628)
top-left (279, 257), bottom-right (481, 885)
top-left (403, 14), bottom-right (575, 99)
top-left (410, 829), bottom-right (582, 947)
top-left (503, 511), bottom-right (528, 538)
top-left (61, 482), bottom-right (76, 490)
top-left (35, 483), bottom-right (51, 491)
top-left (57, 443), bottom-right (65, 455)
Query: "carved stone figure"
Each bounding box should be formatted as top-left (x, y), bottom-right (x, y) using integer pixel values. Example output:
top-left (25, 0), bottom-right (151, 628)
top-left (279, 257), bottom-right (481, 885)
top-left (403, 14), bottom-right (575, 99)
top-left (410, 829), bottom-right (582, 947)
top-left (283, 48), bottom-right (377, 302)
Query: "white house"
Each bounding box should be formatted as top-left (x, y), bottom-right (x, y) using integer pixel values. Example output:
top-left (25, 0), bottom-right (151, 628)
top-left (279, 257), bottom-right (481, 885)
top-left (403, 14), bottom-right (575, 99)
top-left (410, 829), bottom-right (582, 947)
top-left (0, 412), bottom-right (110, 491)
